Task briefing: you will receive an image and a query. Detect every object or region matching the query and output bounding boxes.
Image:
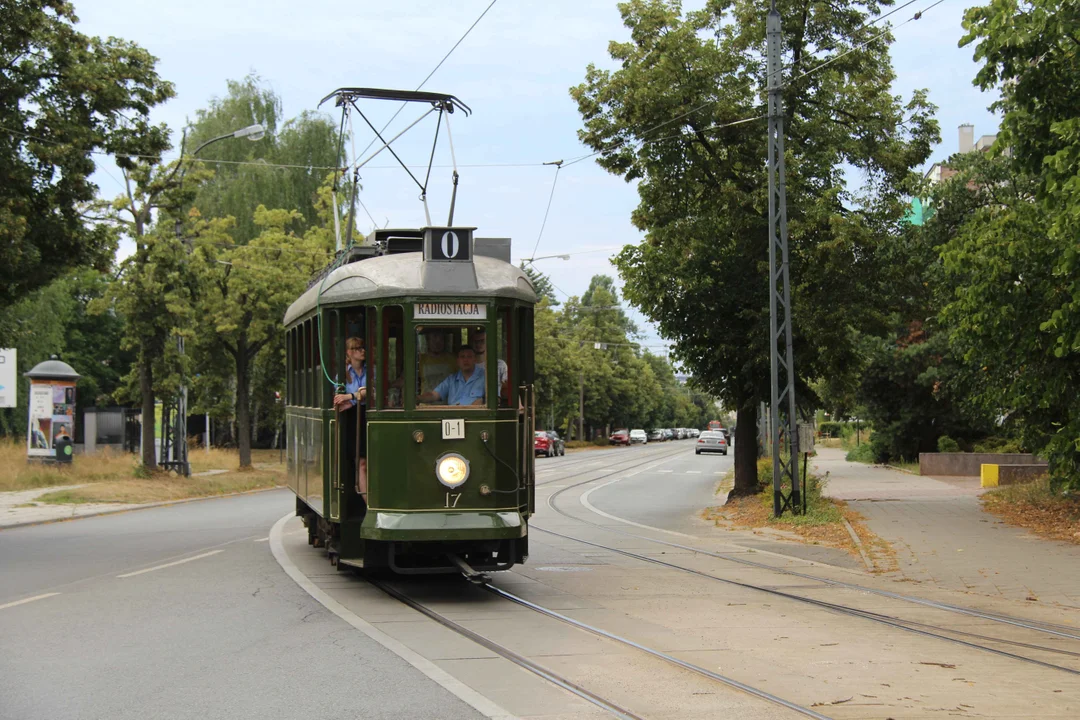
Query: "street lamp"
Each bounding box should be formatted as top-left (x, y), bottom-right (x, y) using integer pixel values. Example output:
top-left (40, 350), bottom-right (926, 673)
top-left (163, 123), bottom-right (267, 477)
top-left (520, 253), bottom-right (570, 264)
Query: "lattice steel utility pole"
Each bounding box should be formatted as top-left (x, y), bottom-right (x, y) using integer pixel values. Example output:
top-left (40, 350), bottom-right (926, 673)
top-left (766, 2), bottom-right (801, 517)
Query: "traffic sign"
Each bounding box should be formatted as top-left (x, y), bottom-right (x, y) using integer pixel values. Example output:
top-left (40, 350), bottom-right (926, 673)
top-left (0, 348), bottom-right (15, 408)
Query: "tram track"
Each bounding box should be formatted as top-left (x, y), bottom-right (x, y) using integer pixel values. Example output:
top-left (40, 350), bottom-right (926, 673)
top-left (536, 453), bottom-right (1080, 677)
top-left (367, 574), bottom-right (832, 720)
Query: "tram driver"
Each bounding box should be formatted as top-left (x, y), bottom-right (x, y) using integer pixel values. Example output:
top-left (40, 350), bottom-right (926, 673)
top-left (417, 345), bottom-right (486, 406)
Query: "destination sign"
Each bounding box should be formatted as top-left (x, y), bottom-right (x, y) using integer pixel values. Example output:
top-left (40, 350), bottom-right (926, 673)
top-left (414, 303), bottom-right (487, 321)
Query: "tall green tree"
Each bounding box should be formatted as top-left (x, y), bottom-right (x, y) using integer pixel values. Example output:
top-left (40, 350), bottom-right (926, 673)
top-left (190, 201), bottom-right (334, 467)
top-left (0, 0), bottom-right (173, 315)
top-left (94, 151), bottom-right (208, 469)
top-left (185, 75), bottom-right (344, 246)
top-left (572, 0), bottom-right (937, 495)
top-left (951, 0), bottom-right (1080, 490)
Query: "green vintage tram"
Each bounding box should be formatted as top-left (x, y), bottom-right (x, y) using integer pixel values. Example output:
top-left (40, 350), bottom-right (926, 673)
top-left (284, 226), bottom-right (537, 575)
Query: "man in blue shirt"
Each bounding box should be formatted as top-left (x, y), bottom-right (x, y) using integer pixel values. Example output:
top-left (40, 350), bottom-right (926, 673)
top-left (333, 337), bottom-right (366, 411)
top-left (418, 346), bottom-right (486, 406)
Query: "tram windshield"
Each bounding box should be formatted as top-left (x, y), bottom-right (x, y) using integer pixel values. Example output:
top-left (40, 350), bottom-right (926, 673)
top-left (415, 325), bottom-right (502, 409)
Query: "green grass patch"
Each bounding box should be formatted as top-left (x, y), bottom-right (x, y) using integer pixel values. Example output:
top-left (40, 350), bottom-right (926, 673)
top-left (753, 457), bottom-right (843, 527)
top-left (36, 490), bottom-right (82, 504)
top-left (845, 442), bottom-right (876, 464)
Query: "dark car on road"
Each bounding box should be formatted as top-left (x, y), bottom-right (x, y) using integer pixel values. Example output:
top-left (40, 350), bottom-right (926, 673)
top-left (535, 431), bottom-right (565, 457)
top-left (609, 429), bottom-right (631, 446)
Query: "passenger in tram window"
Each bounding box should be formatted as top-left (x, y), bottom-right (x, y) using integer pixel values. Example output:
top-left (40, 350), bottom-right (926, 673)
top-left (417, 327), bottom-right (456, 394)
top-left (472, 329), bottom-right (508, 400)
top-left (333, 337), bottom-right (368, 494)
top-left (417, 346), bottom-right (487, 406)
top-left (333, 337), bottom-right (366, 411)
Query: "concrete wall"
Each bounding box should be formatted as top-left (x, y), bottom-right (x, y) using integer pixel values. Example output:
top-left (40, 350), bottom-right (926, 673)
top-left (920, 452), bottom-right (1041, 477)
top-left (999, 464), bottom-right (1049, 485)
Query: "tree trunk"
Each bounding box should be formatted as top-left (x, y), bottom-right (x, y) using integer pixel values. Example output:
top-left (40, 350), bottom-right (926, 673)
top-left (139, 352), bottom-right (157, 470)
top-left (729, 401), bottom-right (759, 499)
top-left (235, 339), bottom-right (252, 469)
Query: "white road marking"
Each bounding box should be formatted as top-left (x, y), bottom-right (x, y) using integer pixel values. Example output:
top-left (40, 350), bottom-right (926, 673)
top-left (117, 550), bottom-right (224, 578)
top-left (658, 470), bottom-right (674, 473)
top-left (254, 537), bottom-right (270, 542)
top-left (687, 471), bottom-right (702, 474)
top-left (0, 593), bottom-right (61, 611)
top-left (580, 479), bottom-right (698, 538)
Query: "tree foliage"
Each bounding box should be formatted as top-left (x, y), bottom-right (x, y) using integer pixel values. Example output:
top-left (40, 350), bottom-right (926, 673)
top-left (0, 0), bottom-right (173, 312)
top-left (531, 268), bottom-right (713, 438)
top-left (572, 0), bottom-right (937, 493)
top-left (937, 0), bottom-right (1080, 490)
top-left (185, 75), bottom-right (344, 246)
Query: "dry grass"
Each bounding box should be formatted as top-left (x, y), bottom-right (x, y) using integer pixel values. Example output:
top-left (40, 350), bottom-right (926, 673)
top-left (1, 439), bottom-right (286, 504)
top-left (981, 478), bottom-right (1080, 545)
top-left (702, 460), bottom-right (896, 571)
top-left (36, 467), bottom-right (283, 505)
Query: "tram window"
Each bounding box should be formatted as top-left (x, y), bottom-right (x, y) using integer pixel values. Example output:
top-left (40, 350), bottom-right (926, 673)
top-left (497, 309), bottom-right (512, 407)
top-left (327, 311), bottom-right (340, 387)
top-left (381, 306), bottom-right (404, 409)
top-left (415, 325), bottom-right (488, 409)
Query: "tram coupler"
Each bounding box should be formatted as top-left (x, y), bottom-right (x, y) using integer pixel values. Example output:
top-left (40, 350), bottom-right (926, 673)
top-left (447, 554), bottom-right (491, 585)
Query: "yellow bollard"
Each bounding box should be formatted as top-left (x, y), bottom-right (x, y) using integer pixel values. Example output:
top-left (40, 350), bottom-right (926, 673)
top-left (981, 463), bottom-right (999, 488)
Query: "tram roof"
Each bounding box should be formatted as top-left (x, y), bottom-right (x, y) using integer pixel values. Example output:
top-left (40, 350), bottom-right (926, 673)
top-left (284, 252), bottom-right (537, 326)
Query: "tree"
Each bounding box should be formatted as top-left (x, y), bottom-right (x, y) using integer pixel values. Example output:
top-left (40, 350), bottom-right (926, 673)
top-left (185, 75), bottom-right (343, 246)
top-left (190, 202), bottom-right (333, 467)
top-left (572, 0), bottom-right (937, 496)
top-left (0, 269), bottom-right (131, 436)
top-left (953, 0), bottom-right (1080, 490)
top-left (93, 151), bottom-right (208, 469)
top-left (521, 264), bottom-right (559, 306)
top-left (0, 0), bottom-right (173, 313)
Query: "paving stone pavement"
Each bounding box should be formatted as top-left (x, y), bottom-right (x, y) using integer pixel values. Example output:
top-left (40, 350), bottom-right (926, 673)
top-left (812, 447), bottom-right (1080, 608)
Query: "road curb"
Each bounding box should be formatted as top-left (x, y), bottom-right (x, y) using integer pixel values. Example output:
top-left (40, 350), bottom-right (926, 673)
top-left (0, 485), bottom-right (287, 531)
top-left (268, 514), bottom-right (519, 720)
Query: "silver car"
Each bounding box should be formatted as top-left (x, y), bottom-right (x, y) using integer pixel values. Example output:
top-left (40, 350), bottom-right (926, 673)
top-left (695, 431), bottom-right (728, 455)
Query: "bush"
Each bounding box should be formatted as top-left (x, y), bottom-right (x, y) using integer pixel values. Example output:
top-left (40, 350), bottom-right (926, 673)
top-left (973, 436), bottom-right (1024, 453)
top-left (592, 437), bottom-right (611, 447)
top-left (818, 421), bottom-right (845, 438)
top-left (846, 442), bottom-right (876, 464)
top-left (937, 435), bottom-right (961, 453)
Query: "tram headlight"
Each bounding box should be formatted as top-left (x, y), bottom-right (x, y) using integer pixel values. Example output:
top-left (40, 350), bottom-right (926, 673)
top-left (435, 453), bottom-right (470, 489)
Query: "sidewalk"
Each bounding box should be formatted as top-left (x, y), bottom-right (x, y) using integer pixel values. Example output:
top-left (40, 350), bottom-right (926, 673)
top-left (812, 447), bottom-right (1080, 607)
top-left (1, 485), bottom-right (143, 528)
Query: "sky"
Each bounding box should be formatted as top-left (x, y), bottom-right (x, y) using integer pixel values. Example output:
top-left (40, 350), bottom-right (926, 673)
top-left (75, 0), bottom-right (999, 354)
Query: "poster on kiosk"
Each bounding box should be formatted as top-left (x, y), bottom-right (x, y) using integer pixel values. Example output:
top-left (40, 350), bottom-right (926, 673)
top-left (25, 358), bottom-right (79, 459)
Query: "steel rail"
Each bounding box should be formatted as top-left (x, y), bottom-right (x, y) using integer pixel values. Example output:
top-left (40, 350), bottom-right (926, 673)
top-left (543, 457), bottom-right (1080, 642)
top-left (367, 577), bottom-right (646, 720)
top-left (480, 582), bottom-right (832, 719)
top-left (533, 527), bottom-right (1080, 677)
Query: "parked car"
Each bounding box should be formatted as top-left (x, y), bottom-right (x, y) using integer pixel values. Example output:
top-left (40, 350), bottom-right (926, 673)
top-left (534, 430), bottom-right (564, 457)
top-left (688, 429), bottom-right (700, 438)
top-left (675, 428), bottom-right (687, 440)
top-left (695, 431), bottom-right (728, 455)
top-left (609, 429), bottom-right (631, 446)
top-left (647, 429), bottom-right (665, 442)
top-left (662, 428), bottom-right (675, 441)
top-left (629, 429), bottom-right (647, 445)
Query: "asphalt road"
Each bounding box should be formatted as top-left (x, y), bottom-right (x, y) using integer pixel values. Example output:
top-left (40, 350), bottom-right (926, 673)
top-left (0, 489), bottom-right (483, 720)
top-left (0, 440), bottom-right (716, 720)
top-left (580, 441), bottom-right (732, 534)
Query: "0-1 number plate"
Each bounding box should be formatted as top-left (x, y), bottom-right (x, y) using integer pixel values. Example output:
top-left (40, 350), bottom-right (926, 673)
top-left (442, 419), bottom-right (465, 440)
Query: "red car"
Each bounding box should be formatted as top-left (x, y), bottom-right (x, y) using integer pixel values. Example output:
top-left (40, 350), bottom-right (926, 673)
top-left (609, 429), bottom-right (630, 446)
top-left (534, 431), bottom-right (564, 457)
